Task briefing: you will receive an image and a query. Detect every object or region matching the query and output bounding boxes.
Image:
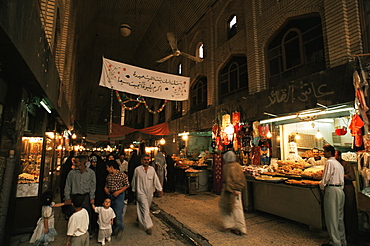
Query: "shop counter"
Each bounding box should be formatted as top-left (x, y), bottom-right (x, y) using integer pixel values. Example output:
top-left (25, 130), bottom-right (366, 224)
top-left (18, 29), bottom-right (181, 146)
top-left (247, 179), bottom-right (324, 230)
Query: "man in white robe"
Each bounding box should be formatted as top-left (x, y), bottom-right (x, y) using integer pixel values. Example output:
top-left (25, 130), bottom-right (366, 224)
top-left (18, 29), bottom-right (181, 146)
top-left (132, 154), bottom-right (163, 235)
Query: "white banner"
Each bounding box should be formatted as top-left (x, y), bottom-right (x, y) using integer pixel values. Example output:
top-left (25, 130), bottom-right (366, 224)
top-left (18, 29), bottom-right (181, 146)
top-left (99, 57), bottom-right (190, 101)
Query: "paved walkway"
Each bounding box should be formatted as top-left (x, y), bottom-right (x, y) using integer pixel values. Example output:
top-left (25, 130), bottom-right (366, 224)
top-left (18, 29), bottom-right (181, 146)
top-left (10, 191), bottom-right (370, 246)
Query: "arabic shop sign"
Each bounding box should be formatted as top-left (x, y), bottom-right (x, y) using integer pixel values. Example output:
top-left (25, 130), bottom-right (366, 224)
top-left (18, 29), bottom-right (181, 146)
top-left (262, 64), bottom-right (354, 112)
top-left (265, 81), bottom-right (334, 108)
top-left (99, 57), bottom-right (190, 101)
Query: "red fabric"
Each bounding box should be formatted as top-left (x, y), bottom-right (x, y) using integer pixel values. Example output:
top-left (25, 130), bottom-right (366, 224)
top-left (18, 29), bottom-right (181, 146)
top-left (109, 122), bottom-right (171, 137)
top-left (139, 122), bottom-right (171, 135)
top-left (349, 114), bottom-right (364, 147)
top-left (232, 111), bottom-right (240, 124)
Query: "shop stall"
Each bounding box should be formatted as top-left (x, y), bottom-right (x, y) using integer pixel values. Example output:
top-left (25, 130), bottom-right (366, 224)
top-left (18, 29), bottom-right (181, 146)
top-left (248, 178), bottom-right (324, 229)
top-left (239, 104), bottom-right (359, 229)
top-left (13, 132), bottom-right (59, 234)
top-left (173, 156), bottom-right (211, 194)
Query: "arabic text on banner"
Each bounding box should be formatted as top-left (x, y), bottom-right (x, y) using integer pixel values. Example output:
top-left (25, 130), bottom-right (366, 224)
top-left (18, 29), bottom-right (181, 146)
top-left (99, 57), bottom-right (190, 101)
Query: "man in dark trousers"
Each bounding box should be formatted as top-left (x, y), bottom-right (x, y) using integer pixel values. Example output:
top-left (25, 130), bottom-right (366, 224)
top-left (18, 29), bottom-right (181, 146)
top-left (64, 155), bottom-right (96, 238)
top-left (320, 145), bottom-right (346, 246)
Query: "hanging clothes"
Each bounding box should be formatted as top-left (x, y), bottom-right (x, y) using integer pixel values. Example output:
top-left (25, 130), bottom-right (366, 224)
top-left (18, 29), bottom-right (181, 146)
top-left (349, 114), bottom-right (364, 148)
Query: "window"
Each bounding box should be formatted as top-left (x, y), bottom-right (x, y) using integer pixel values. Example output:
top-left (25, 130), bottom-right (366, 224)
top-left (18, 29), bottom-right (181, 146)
top-left (191, 77), bottom-right (207, 112)
top-left (171, 101), bottom-right (182, 120)
top-left (219, 55), bottom-right (248, 100)
top-left (228, 15), bottom-right (237, 39)
top-left (178, 63), bottom-right (182, 75)
top-left (267, 14), bottom-right (325, 87)
top-left (199, 43), bottom-right (204, 59)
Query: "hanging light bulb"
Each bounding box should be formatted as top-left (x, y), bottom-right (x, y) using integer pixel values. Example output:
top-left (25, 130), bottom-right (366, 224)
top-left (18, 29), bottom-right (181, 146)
top-left (159, 138), bottom-right (166, 145)
top-left (266, 131), bottom-right (272, 138)
top-left (316, 130), bottom-right (323, 139)
top-left (295, 132), bottom-right (301, 140)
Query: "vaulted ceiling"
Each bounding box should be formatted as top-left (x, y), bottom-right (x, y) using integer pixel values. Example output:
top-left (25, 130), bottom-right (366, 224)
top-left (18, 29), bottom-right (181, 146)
top-left (73, 0), bottom-right (218, 133)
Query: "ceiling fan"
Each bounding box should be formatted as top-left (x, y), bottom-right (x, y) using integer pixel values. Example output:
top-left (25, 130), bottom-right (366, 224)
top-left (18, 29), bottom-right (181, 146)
top-left (156, 32), bottom-right (203, 63)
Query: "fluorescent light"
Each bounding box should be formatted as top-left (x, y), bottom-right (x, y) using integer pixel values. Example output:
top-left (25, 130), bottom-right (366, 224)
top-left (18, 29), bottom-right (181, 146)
top-left (264, 112), bottom-right (277, 117)
top-left (298, 107), bottom-right (352, 118)
top-left (260, 115), bottom-right (297, 124)
top-left (40, 99), bottom-right (51, 113)
top-left (260, 106), bottom-right (353, 124)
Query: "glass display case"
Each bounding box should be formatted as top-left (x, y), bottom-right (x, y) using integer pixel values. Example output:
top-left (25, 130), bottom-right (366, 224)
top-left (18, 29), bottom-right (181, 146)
top-left (16, 137), bottom-right (43, 197)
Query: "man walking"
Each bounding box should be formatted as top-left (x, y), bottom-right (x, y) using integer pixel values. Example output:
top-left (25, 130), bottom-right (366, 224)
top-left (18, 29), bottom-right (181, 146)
top-left (320, 145), bottom-right (346, 246)
top-left (104, 160), bottom-right (130, 237)
top-left (131, 154), bottom-right (163, 235)
top-left (64, 155), bottom-right (96, 237)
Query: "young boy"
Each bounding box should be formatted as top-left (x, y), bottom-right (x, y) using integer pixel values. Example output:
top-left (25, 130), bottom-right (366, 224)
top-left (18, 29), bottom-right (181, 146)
top-left (92, 198), bottom-right (116, 246)
top-left (66, 194), bottom-right (90, 246)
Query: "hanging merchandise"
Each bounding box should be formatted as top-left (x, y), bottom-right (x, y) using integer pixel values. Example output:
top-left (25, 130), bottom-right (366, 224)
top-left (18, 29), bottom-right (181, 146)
top-left (252, 121), bottom-right (260, 146)
top-left (115, 91), bottom-right (168, 114)
top-left (349, 113), bottom-right (364, 148)
top-left (259, 139), bottom-right (271, 165)
top-left (232, 111), bottom-right (240, 124)
top-left (353, 58), bottom-right (369, 127)
top-left (335, 127), bottom-right (348, 136)
top-left (251, 145), bottom-right (261, 165)
top-left (221, 114), bottom-right (231, 128)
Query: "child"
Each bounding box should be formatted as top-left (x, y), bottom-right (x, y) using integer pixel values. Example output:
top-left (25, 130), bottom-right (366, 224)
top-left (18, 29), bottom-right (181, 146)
top-left (29, 191), bottom-right (64, 245)
top-left (66, 194), bottom-right (90, 246)
top-left (92, 198), bottom-right (116, 246)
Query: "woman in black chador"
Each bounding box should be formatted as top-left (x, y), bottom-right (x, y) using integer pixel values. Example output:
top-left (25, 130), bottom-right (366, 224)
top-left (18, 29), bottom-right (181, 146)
top-left (127, 150), bottom-right (141, 203)
top-left (164, 153), bottom-right (175, 192)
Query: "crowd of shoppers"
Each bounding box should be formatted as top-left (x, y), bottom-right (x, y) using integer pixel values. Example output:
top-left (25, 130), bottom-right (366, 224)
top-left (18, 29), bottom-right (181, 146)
top-left (51, 150), bottom-right (164, 245)
top-left (30, 143), bottom-right (361, 246)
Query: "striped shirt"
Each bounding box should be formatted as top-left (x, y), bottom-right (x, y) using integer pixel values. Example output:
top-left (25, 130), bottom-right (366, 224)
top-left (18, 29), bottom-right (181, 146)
top-left (106, 170), bottom-right (129, 193)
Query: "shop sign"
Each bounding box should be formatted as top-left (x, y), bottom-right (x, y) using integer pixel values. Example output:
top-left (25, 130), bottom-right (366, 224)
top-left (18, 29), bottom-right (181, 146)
top-left (261, 63), bottom-right (354, 114)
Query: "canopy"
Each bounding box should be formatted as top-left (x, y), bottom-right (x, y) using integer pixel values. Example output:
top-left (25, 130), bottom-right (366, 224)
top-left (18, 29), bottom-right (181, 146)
top-left (109, 122), bottom-right (171, 137)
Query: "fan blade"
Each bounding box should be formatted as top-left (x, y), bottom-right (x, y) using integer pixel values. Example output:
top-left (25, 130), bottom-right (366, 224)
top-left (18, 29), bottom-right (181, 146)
top-left (166, 32), bottom-right (178, 51)
top-left (156, 53), bottom-right (175, 63)
top-left (181, 52), bottom-right (204, 62)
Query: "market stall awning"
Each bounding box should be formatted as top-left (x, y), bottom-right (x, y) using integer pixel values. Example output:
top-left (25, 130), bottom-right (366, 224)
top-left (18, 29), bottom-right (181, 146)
top-left (108, 122), bottom-right (171, 138)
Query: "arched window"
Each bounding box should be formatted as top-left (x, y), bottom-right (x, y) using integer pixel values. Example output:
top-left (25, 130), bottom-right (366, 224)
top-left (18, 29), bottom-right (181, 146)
top-left (228, 15), bottom-right (237, 39)
top-left (178, 63), bottom-right (182, 75)
top-left (191, 77), bottom-right (207, 112)
top-left (282, 28), bottom-right (303, 70)
top-left (170, 101), bottom-right (182, 120)
top-left (219, 55), bottom-right (248, 101)
top-left (267, 14), bottom-right (325, 87)
top-left (199, 43), bottom-right (204, 59)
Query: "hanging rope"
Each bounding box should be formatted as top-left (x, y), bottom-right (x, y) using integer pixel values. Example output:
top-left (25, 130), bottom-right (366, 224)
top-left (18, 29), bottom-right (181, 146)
top-left (110, 88), bottom-right (114, 134)
top-left (115, 91), bottom-right (168, 114)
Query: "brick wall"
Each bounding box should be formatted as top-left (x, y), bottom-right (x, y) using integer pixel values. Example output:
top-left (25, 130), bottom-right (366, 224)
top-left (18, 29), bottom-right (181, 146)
top-left (166, 0), bottom-right (364, 126)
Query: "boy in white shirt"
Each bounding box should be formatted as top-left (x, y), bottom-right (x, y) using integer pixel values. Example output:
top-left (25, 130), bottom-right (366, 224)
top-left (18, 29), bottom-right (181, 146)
top-left (92, 198), bottom-right (116, 246)
top-left (66, 194), bottom-right (90, 246)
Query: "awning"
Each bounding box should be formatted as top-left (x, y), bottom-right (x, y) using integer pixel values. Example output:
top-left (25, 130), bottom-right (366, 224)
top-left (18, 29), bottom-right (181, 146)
top-left (109, 122), bottom-right (171, 138)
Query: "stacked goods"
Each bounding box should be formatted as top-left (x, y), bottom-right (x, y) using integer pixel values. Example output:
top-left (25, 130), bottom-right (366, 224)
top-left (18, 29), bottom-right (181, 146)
top-left (285, 179), bottom-right (320, 186)
top-left (185, 168), bottom-right (202, 173)
top-left (277, 160), bottom-right (310, 167)
top-left (276, 164), bottom-right (303, 176)
top-left (18, 173), bottom-right (39, 183)
top-left (175, 159), bottom-right (189, 169)
top-left (301, 167), bottom-right (324, 179)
